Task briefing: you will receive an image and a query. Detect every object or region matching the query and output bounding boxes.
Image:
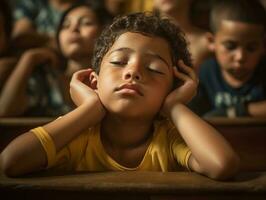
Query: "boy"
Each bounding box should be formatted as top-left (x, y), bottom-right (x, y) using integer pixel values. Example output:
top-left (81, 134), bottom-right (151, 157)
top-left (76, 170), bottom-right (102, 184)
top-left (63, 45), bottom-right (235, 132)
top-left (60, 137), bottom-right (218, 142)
top-left (190, 0), bottom-right (266, 117)
top-left (0, 13), bottom-right (239, 180)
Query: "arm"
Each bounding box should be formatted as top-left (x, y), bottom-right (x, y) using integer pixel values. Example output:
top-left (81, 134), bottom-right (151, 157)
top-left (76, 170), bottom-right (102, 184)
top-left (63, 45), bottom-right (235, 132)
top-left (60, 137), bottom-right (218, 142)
top-left (0, 57), bottom-right (17, 90)
top-left (12, 9), bottom-right (53, 49)
top-left (247, 100), bottom-right (266, 117)
top-left (206, 100), bottom-right (266, 118)
top-left (163, 61), bottom-right (239, 180)
top-left (0, 69), bottom-right (105, 177)
top-left (0, 48), bottom-right (59, 116)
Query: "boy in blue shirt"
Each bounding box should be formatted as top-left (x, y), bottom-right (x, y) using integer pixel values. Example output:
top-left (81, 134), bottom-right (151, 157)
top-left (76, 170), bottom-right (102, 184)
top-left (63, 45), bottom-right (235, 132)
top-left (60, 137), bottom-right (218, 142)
top-left (190, 0), bottom-right (266, 118)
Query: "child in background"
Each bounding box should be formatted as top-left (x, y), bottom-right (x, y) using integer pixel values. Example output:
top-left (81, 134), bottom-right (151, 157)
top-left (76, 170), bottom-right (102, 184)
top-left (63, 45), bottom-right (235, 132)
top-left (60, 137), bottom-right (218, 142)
top-left (56, 3), bottom-right (105, 81)
top-left (153, 0), bottom-right (212, 71)
top-left (0, 3), bottom-right (104, 117)
top-left (0, 12), bottom-right (239, 180)
top-left (190, 0), bottom-right (266, 118)
top-left (12, 0), bottom-right (81, 50)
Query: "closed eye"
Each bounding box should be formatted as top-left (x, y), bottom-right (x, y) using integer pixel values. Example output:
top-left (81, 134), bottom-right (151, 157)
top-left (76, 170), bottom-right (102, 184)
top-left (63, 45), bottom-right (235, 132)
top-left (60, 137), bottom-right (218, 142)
top-left (110, 61), bottom-right (127, 66)
top-left (148, 68), bottom-right (164, 74)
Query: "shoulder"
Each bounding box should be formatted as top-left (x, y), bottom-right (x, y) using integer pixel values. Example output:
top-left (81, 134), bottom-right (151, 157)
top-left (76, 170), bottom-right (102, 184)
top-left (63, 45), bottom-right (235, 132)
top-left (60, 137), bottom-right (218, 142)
top-left (154, 119), bottom-right (183, 142)
top-left (200, 57), bottom-right (218, 70)
top-left (199, 58), bottom-right (220, 79)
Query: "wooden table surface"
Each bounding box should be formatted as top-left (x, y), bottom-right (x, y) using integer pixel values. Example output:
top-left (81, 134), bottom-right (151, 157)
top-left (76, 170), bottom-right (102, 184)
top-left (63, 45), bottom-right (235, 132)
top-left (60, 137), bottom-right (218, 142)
top-left (1, 171), bottom-right (266, 199)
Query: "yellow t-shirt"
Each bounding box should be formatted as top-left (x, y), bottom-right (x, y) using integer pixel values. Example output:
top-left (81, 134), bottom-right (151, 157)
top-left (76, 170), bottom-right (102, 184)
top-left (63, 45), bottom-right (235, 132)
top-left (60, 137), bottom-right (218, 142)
top-left (31, 120), bottom-right (191, 172)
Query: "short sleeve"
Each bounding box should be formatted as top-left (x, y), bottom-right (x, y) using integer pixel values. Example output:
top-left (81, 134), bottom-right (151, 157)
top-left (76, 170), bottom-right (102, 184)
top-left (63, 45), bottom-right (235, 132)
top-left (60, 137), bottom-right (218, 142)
top-left (167, 126), bottom-right (192, 170)
top-left (31, 127), bottom-right (89, 171)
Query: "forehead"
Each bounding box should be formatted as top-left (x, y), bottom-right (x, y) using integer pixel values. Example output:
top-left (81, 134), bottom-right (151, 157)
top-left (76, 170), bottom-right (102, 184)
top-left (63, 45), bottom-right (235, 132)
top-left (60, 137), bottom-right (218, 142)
top-left (106, 32), bottom-right (172, 60)
top-left (216, 20), bottom-right (265, 40)
top-left (66, 6), bottom-right (95, 19)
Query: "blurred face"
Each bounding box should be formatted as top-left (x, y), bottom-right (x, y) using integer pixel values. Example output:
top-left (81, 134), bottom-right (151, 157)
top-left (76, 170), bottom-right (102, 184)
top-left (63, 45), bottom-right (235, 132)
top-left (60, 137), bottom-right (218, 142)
top-left (59, 6), bottom-right (101, 59)
top-left (96, 32), bottom-right (174, 120)
top-left (0, 15), bottom-right (7, 55)
top-left (153, 0), bottom-right (179, 14)
top-left (212, 20), bottom-right (265, 85)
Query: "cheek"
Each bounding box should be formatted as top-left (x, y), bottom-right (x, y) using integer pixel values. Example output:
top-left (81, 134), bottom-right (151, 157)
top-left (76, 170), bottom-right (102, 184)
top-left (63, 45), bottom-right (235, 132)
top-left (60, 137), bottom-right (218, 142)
top-left (216, 48), bottom-right (231, 65)
top-left (58, 32), bottom-right (69, 54)
top-left (82, 28), bottom-right (99, 42)
top-left (246, 53), bottom-right (263, 69)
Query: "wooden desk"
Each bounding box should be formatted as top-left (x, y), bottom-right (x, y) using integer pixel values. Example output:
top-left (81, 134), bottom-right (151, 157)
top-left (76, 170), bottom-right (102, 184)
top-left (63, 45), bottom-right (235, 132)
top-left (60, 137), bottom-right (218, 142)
top-left (1, 118), bottom-right (266, 199)
top-left (0, 171), bottom-right (266, 199)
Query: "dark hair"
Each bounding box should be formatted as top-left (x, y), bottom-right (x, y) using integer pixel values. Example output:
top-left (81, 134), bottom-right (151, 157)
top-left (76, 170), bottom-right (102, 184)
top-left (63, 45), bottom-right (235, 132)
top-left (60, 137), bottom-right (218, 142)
top-left (92, 12), bottom-right (192, 74)
top-left (0, 0), bottom-right (13, 41)
top-left (56, 2), bottom-right (108, 54)
top-left (210, 0), bottom-right (266, 33)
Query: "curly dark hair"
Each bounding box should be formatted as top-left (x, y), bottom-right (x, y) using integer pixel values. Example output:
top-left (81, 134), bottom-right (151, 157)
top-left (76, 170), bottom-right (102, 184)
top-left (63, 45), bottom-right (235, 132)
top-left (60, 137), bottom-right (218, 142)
top-left (92, 12), bottom-right (192, 74)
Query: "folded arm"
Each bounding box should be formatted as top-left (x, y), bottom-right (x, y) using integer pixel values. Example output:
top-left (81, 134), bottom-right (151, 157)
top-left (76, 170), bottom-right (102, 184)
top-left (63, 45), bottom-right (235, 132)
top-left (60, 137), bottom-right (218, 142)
top-left (163, 61), bottom-right (239, 180)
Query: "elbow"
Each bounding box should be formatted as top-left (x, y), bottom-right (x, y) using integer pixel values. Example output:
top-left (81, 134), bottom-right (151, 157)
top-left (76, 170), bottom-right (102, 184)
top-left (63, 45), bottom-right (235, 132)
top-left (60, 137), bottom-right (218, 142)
top-left (207, 153), bottom-right (240, 181)
top-left (0, 151), bottom-right (24, 177)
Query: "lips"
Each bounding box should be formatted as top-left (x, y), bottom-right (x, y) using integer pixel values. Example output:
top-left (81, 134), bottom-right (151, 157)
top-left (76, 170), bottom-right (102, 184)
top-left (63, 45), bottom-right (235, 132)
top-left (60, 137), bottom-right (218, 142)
top-left (116, 83), bottom-right (143, 96)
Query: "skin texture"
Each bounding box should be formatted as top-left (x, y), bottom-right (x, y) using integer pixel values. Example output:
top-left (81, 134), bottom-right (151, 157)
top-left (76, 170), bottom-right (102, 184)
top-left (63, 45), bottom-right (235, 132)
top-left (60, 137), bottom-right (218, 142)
top-left (207, 20), bottom-right (266, 117)
top-left (0, 32), bottom-right (239, 179)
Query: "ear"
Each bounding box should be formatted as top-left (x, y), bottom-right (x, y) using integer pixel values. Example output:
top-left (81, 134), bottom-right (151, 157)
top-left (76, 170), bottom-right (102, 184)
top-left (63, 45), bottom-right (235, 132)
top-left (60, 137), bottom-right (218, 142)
top-left (205, 32), bottom-right (216, 52)
top-left (89, 71), bottom-right (99, 90)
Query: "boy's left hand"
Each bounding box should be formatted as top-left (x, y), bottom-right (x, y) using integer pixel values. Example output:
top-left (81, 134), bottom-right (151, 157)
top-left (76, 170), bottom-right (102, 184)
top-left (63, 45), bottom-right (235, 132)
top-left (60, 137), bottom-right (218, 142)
top-left (162, 60), bottom-right (198, 116)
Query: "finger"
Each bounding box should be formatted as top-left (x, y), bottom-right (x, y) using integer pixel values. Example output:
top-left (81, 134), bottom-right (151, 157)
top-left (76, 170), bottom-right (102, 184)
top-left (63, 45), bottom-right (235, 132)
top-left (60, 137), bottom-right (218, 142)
top-left (178, 60), bottom-right (197, 81)
top-left (72, 69), bottom-right (93, 82)
top-left (173, 66), bottom-right (190, 82)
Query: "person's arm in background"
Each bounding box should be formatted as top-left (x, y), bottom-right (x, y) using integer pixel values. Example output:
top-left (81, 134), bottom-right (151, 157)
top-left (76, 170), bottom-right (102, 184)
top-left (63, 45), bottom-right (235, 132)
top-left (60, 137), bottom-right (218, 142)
top-left (12, 18), bottom-right (53, 49)
top-left (246, 101), bottom-right (266, 117)
top-left (163, 61), bottom-right (239, 180)
top-left (12, 0), bottom-right (55, 49)
top-left (0, 69), bottom-right (106, 177)
top-left (0, 48), bottom-right (59, 116)
top-left (0, 57), bottom-right (18, 90)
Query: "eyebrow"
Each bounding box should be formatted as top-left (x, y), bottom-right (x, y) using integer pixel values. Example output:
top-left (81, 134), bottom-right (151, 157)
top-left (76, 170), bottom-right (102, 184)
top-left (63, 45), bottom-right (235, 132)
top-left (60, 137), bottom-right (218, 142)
top-left (108, 47), bottom-right (171, 68)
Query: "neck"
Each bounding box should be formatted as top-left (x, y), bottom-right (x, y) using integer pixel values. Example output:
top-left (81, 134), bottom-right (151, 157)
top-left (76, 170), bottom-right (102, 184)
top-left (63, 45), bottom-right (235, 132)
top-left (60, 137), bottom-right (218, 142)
top-left (101, 114), bottom-right (154, 149)
top-left (222, 70), bottom-right (252, 88)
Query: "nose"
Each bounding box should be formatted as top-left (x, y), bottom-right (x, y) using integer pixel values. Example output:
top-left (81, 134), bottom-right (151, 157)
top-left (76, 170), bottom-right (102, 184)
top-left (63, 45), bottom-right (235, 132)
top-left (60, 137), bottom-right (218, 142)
top-left (234, 48), bottom-right (246, 64)
top-left (69, 22), bottom-right (80, 32)
top-left (123, 63), bottom-right (142, 81)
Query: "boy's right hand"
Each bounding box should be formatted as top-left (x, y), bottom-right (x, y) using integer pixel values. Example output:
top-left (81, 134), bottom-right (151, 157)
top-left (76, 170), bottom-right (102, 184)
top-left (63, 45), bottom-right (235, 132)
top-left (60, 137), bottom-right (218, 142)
top-left (70, 69), bottom-right (105, 112)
